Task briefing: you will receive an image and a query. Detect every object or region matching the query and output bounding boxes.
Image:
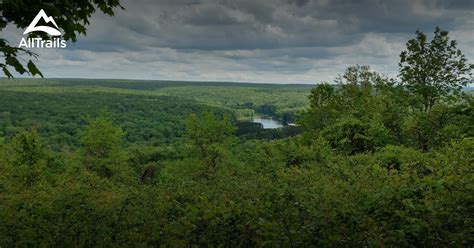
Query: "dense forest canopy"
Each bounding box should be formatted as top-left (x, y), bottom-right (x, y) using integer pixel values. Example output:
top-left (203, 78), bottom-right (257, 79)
top-left (0, 27), bottom-right (473, 246)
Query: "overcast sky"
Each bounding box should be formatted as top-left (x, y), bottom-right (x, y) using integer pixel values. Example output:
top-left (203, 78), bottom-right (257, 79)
top-left (3, 0), bottom-right (474, 84)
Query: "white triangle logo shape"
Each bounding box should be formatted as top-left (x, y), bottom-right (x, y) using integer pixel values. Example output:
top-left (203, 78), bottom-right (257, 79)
top-left (23, 9), bottom-right (62, 36)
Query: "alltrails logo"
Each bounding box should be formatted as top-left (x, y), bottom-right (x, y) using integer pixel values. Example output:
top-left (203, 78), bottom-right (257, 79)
top-left (18, 9), bottom-right (67, 48)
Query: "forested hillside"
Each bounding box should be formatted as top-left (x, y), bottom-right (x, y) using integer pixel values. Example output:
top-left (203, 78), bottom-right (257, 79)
top-left (0, 28), bottom-right (473, 247)
top-left (0, 78), bottom-right (310, 149)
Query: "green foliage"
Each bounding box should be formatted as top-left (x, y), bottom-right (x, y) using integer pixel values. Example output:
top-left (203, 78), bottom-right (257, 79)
top-left (185, 112), bottom-right (236, 169)
top-left (238, 125), bottom-right (302, 140)
top-left (79, 117), bottom-right (127, 178)
top-left (402, 99), bottom-right (474, 150)
top-left (305, 82), bottom-right (339, 130)
top-left (3, 129), bottom-right (47, 187)
top-left (0, 87), bottom-right (227, 150)
top-left (305, 53), bottom-right (472, 153)
top-left (399, 27), bottom-right (473, 112)
top-left (80, 117), bottom-right (124, 159)
top-left (0, 97), bottom-right (472, 246)
top-left (0, 79), bottom-right (307, 149)
top-left (9, 129), bottom-right (44, 167)
top-left (304, 65), bottom-right (397, 154)
top-left (322, 117), bottom-right (391, 154)
top-left (159, 84), bottom-right (310, 118)
top-left (305, 65), bottom-right (391, 130)
top-left (0, 38), bottom-right (39, 78)
top-left (236, 121), bottom-right (264, 135)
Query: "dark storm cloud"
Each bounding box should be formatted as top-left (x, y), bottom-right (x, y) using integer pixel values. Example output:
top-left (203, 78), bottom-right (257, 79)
top-left (88, 0), bottom-right (470, 51)
top-left (3, 0), bottom-right (473, 83)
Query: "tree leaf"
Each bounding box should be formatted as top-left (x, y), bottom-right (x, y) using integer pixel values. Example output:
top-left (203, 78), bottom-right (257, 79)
top-left (5, 56), bottom-right (26, 74)
top-left (27, 60), bottom-right (44, 78)
top-left (2, 66), bottom-right (14, 78)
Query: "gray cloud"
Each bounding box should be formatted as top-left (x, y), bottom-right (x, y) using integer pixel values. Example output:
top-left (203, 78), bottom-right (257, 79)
top-left (2, 0), bottom-right (473, 83)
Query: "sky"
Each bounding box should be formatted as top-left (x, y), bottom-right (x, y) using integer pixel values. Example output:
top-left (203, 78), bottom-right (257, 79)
top-left (3, 0), bottom-right (474, 84)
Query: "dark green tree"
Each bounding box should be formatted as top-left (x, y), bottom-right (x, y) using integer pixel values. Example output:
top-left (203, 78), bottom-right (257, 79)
top-left (9, 129), bottom-right (44, 167)
top-left (305, 65), bottom-right (390, 130)
top-left (80, 117), bottom-right (125, 177)
top-left (7, 129), bottom-right (46, 186)
top-left (185, 112), bottom-right (235, 169)
top-left (399, 27), bottom-right (473, 112)
top-left (304, 83), bottom-right (338, 130)
top-left (0, 0), bottom-right (123, 78)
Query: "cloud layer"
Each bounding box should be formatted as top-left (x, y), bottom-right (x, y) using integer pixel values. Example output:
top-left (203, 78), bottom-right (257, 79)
top-left (3, 0), bottom-right (474, 83)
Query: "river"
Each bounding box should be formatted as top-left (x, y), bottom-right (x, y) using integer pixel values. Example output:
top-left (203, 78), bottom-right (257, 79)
top-left (252, 117), bottom-right (284, 129)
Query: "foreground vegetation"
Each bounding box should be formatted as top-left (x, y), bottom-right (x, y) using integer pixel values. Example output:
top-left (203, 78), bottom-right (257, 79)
top-left (0, 28), bottom-right (473, 246)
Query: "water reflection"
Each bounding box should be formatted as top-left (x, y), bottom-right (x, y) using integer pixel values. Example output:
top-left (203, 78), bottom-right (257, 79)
top-left (252, 117), bottom-right (283, 129)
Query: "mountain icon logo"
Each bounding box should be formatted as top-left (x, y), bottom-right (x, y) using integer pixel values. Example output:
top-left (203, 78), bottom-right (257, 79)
top-left (23, 9), bottom-right (61, 36)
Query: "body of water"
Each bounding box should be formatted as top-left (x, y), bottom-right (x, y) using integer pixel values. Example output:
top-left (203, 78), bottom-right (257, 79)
top-left (253, 117), bottom-right (284, 129)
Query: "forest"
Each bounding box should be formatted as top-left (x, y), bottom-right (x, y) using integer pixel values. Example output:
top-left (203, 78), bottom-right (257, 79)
top-left (0, 28), bottom-right (473, 247)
